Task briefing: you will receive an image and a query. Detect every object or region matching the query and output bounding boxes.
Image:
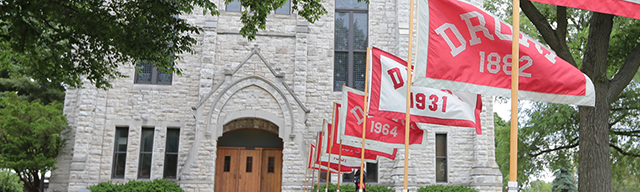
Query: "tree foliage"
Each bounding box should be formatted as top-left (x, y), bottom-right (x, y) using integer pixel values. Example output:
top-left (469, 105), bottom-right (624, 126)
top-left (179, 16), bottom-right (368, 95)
top-left (0, 93), bottom-right (68, 192)
top-left (0, 169), bottom-right (23, 192)
top-left (525, 180), bottom-right (552, 192)
top-left (551, 169), bottom-right (577, 192)
top-left (0, 66), bottom-right (65, 104)
top-left (0, 0), bottom-right (327, 89)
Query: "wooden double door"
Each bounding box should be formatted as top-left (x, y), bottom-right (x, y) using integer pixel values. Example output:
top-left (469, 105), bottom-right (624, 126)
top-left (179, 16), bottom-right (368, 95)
top-left (215, 147), bottom-right (283, 192)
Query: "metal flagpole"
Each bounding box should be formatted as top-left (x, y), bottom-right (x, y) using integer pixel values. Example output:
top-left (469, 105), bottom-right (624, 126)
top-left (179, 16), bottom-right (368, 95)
top-left (325, 104), bottom-right (338, 192)
top-left (404, 0), bottom-right (416, 191)
top-left (358, 47), bottom-right (372, 192)
top-left (337, 140), bottom-right (344, 192)
top-left (508, 0), bottom-right (521, 191)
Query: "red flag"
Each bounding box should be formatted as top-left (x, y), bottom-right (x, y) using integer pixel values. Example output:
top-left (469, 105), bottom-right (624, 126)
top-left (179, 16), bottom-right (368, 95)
top-left (309, 144), bottom-right (353, 174)
top-left (414, 0), bottom-right (595, 106)
top-left (531, 0), bottom-right (640, 20)
top-left (322, 120), bottom-right (397, 160)
top-left (368, 47), bottom-right (483, 134)
top-left (337, 86), bottom-right (426, 149)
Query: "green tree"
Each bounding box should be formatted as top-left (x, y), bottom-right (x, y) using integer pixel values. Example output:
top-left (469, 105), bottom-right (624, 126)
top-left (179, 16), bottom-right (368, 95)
top-left (0, 0), bottom-right (327, 89)
top-left (484, 0), bottom-right (640, 191)
top-left (551, 169), bottom-right (577, 192)
top-left (525, 180), bottom-right (552, 192)
top-left (0, 169), bottom-right (24, 192)
top-left (0, 66), bottom-right (65, 104)
top-left (0, 93), bottom-right (68, 192)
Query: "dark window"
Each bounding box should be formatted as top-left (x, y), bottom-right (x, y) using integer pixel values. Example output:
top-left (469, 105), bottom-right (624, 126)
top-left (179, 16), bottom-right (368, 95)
top-left (135, 62), bottom-right (172, 85)
top-left (320, 171), bottom-right (331, 183)
top-left (112, 127), bottom-right (129, 179)
top-left (224, 156), bottom-right (231, 172)
top-left (138, 128), bottom-right (154, 179)
top-left (226, 0), bottom-right (241, 12)
top-left (334, 0), bottom-right (368, 91)
top-left (246, 156), bottom-right (253, 172)
top-left (342, 162), bottom-right (377, 183)
top-left (436, 134), bottom-right (447, 182)
top-left (275, 0), bottom-right (291, 15)
top-left (268, 156), bottom-right (275, 173)
top-left (163, 128), bottom-right (180, 179)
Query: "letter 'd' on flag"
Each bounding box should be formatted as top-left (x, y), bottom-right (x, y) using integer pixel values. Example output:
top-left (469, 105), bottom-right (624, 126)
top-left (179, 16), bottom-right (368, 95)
top-left (413, 0), bottom-right (595, 106)
top-left (368, 47), bottom-right (482, 134)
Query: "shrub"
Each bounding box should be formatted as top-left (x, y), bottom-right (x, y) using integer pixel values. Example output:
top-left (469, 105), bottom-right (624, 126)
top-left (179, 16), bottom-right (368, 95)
top-left (417, 185), bottom-right (479, 192)
top-left (313, 183), bottom-right (393, 192)
top-left (0, 169), bottom-right (23, 192)
top-left (88, 179), bottom-right (183, 192)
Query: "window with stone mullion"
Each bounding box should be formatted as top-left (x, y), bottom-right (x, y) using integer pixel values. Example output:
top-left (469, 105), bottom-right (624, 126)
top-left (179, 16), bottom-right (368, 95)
top-left (334, 0), bottom-right (368, 91)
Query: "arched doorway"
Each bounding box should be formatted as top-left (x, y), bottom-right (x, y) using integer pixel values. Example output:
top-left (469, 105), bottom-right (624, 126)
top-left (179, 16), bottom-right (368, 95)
top-left (215, 118), bottom-right (283, 192)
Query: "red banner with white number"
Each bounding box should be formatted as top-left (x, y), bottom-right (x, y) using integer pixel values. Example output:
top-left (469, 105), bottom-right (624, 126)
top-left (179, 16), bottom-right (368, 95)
top-left (368, 47), bottom-right (482, 134)
top-left (322, 120), bottom-right (397, 160)
top-left (337, 86), bottom-right (426, 149)
top-left (531, 0), bottom-right (640, 20)
top-left (414, 0), bottom-right (595, 106)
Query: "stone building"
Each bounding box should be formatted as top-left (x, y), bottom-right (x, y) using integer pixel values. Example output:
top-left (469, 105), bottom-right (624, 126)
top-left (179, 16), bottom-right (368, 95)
top-left (49, 0), bottom-right (502, 191)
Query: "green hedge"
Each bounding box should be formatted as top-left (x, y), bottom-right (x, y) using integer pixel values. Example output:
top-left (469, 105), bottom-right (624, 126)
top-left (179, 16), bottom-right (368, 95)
top-left (88, 179), bottom-right (183, 192)
top-left (313, 183), bottom-right (393, 192)
top-left (417, 185), bottom-right (479, 192)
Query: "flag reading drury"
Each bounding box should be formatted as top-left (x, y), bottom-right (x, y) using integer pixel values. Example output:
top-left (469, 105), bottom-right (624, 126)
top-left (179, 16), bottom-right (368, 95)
top-left (413, 0), bottom-right (595, 106)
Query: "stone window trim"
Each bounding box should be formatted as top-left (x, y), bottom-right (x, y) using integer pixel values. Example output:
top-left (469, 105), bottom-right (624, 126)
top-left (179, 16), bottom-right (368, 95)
top-left (435, 133), bottom-right (448, 183)
top-left (334, 0), bottom-right (369, 92)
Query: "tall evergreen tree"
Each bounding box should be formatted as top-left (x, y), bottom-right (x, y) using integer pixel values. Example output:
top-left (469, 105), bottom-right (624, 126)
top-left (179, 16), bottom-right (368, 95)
top-left (551, 169), bottom-right (577, 192)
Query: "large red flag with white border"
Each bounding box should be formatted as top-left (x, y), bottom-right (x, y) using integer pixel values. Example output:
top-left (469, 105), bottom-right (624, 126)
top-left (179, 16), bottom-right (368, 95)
top-left (413, 0), bottom-right (595, 106)
top-left (321, 120), bottom-right (397, 160)
top-left (337, 86), bottom-right (426, 149)
top-left (368, 47), bottom-right (483, 134)
top-left (531, 0), bottom-right (640, 20)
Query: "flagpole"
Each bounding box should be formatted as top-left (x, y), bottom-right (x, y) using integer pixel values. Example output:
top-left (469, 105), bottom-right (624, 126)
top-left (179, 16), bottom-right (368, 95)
top-left (325, 103), bottom-right (338, 192)
top-left (337, 140), bottom-right (344, 192)
top-left (403, 0), bottom-right (417, 191)
top-left (508, 0), bottom-right (520, 191)
top-left (310, 139), bottom-right (317, 192)
top-left (358, 47), bottom-right (371, 192)
top-left (310, 167), bottom-right (316, 192)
